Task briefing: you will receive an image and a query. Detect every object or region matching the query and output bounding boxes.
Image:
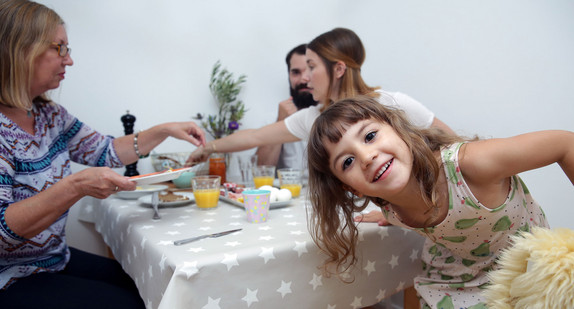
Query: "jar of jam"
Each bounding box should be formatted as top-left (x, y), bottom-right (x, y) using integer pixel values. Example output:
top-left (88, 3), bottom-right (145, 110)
top-left (208, 153), bottom-right (226, 183)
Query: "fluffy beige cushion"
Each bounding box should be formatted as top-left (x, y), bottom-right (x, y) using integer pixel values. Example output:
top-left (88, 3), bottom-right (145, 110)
top-left (484, 227), bottom-right (574, 309)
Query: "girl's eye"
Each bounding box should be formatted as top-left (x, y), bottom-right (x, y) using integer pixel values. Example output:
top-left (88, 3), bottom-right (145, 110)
top-left (365, 131), bottom-right (377, 142)
top-left (342, 157), bottom-right (354, 171)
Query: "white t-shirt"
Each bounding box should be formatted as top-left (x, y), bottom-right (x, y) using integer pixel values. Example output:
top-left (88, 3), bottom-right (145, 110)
top-left (277, 141), bottom-right (305, 171)
top-left (284, 90), bottom-right (435, 141)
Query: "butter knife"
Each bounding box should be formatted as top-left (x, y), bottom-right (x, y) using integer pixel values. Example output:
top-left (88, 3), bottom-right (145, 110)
top-left (173, 228), bottom-right (242, 246)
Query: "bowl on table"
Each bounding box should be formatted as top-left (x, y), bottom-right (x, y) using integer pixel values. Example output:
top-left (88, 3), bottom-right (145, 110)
top-left (150, 152), bottom-right (192, 172)
top-left (171, 171), bottom-right (196, 188)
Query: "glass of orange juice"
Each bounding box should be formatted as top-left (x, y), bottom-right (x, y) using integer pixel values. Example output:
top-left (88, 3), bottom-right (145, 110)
top-left (192, 175), bottom-right (221, 209)
top-left (277, 168), bottom-right (302, 198)
top-left (252, 165), bottom-right (275, 188)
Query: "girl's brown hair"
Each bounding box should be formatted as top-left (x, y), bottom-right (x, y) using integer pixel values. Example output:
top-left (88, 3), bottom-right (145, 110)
top-left (307, 28), bottom-right (379, 110)
top-left (307, 94), bottom-right (463, 278)
top-left (0, 0), bottom-right (63, 110)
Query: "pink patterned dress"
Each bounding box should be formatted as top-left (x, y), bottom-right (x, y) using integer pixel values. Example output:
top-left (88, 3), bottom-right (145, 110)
top-left (383, 142), bottom-right (548, 308)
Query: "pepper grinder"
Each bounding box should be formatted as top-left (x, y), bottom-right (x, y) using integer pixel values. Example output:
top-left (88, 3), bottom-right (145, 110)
top-left (121, 110), bottom-right (140, 176)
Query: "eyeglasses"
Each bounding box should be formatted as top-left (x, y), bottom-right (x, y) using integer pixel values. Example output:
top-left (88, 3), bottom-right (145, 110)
top-left (50, 42), bottom-right (71, 57)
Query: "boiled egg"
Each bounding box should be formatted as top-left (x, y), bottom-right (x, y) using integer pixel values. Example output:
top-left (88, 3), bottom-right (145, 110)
top-left (259, 185), bottom-right (279, 202)
top-left (276, 188), bottom-right (292, 202)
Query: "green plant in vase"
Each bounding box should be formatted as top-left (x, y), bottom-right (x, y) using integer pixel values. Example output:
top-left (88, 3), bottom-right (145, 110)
top-left (193, 61), bottom-right (247, 182)
top-left (196, 60), bottom-right (247, 140)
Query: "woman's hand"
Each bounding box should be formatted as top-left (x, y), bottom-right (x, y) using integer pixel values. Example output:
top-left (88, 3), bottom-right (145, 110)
top-left (113, 121), bottom-right (207, 165)
top-left (4, 167), bottom-right (136, 238)
top-left (69, 167), bottom-right (136, 199)
top-left (161, 122), bottom-right (206, 147)
top-left (354, 210), bottom-right (391, 226)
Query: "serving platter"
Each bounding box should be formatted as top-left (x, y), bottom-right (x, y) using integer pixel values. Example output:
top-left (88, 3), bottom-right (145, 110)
top-left (138, 192), bottom-right (195, 207)
top-left (129, 167), bottom-right (194, 185)
top-left (115, 184), bottom-right (169, 200)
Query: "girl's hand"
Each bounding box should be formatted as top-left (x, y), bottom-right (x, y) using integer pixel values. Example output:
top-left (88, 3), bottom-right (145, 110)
top-left (354, 210), bottom-right (391, 226)
top-left (185, 145), bottom-right (211, 166)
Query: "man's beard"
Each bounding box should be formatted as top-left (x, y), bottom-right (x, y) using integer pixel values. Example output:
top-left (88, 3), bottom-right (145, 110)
top-left (290, 84), bottom-right (318, 110)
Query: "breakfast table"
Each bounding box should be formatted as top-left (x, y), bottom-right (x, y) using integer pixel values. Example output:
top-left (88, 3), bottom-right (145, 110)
top-left (78, 185), bottom-right (425, 309)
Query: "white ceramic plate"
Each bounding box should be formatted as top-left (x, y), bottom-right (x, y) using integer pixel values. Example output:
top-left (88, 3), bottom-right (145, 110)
top-left (219, 196), bottom-right (293, 209)
top-left (129, 167), bottom-right (195, 185)
top-left (115, 185), bottom-right (169, 200)
top-left (138, 192), bottom-right (195, 207)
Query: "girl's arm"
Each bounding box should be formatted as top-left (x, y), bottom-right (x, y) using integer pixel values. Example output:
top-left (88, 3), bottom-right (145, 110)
top-left (431, 117), bottom-right (456, 135)
top-left (462, 130), bottom-right (574, 186)
top-left (354, 210), bottom-right (392, 226)
top-left (187, 120), bottom-right (300, 163)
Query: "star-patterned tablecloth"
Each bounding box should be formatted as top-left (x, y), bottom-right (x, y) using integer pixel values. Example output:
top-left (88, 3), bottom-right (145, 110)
top-left (79, 194), bottom-right (425, 309)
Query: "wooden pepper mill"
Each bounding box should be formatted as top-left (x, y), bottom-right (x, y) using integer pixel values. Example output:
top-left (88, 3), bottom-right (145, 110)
top-left (121, 110), bottom-right (140, 176)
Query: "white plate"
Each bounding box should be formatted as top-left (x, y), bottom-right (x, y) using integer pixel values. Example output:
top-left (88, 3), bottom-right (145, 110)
top-left (129, 167), bottom-right (195, 185)
top-left (219, 196), bottom-right (293, 209)
top-left (115, 185), bottom-right (169, 200)
top-left (138, 192), bottom-right (195, 207)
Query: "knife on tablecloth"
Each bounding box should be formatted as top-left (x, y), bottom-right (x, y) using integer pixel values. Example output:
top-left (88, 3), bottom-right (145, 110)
top-left (173, 228), bottom-right (242, 246)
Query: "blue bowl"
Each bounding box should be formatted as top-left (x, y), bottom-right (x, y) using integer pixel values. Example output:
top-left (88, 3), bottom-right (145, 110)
top-left (172, 171), bottom-right (196, 188)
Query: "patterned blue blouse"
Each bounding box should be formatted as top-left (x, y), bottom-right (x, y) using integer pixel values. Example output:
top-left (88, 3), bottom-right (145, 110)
top-left (0, 102), bottom-right (122, 289)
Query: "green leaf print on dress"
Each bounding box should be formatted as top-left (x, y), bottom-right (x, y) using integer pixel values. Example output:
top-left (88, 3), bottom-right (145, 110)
top-left (441, 273), bottom-right (454, 280)
top-left (471, 241), bottom-right (491, 257)
top-left (444, 256), bottom-right (456, 264)
top-left (491, 215), bottom-right (512, 232)
top-left (516, 223), bottom-right (530, 234)
top-left (460, 273), bottom-right (474, 282)
top-left (518, 176), bottom-right (530, 194)
top-left (462, 258), bottom-right (476, 267)
top-left (455, 217), bottom-right (481, 229)
top-left (449, 283), bottom-right (465, 290)
top-left (464, 197), bottom-right (481, 210)
top-left (429, 243), bottom-right (445, 259)
top-left (442, 147), bottom-right (459, 185)
top-left (445, 160), bottom-right (459, 185)
top-left (436, 294), bottom-right (454, 309)
top-left (441, 235), bottom-right (467, 243)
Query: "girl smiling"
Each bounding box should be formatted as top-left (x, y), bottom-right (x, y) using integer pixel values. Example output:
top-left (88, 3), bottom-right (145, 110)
top-left (306, 95), bottom-right (573, 308)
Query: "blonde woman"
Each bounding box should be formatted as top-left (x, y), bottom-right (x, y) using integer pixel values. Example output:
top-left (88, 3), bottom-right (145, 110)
top-left (0, 1), bottom-right (205, 306)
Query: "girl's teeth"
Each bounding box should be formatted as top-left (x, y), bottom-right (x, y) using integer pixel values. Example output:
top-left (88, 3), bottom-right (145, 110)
top-left (374, 159), bottom-right (393, 182)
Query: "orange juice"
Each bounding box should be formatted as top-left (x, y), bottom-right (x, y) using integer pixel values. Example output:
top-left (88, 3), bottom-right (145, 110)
top-left (193, 189), bottom-right (220, 209)
top-left (253, 176), bottom-right (274, 188)
top-left (280, 184), bottom-right (302, 198)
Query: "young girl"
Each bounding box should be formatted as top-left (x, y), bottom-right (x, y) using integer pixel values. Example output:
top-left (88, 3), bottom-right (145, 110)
top-left (306, 96), bottom-right (574, 308)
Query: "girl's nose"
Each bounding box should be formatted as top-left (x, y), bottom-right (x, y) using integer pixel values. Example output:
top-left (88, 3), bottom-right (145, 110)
top-left (358, 147), bottom-right (377, 170)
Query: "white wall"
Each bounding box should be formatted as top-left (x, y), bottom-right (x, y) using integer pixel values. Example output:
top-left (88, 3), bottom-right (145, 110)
top-left (35, 0), bottom-right (574, 253)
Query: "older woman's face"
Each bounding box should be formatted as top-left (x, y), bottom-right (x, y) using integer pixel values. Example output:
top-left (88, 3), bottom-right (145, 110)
top-left (305, 49), bottom-right (333, 104)
top-left (31, 25), bottom-right (73, 97)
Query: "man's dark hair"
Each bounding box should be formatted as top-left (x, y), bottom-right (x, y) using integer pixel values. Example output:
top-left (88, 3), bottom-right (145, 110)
top-left (285, 44), bottom-right (307, 70)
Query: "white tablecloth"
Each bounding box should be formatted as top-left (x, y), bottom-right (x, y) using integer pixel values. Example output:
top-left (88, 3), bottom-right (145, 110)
top-left (80, 193), bottom-right (425, 309)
